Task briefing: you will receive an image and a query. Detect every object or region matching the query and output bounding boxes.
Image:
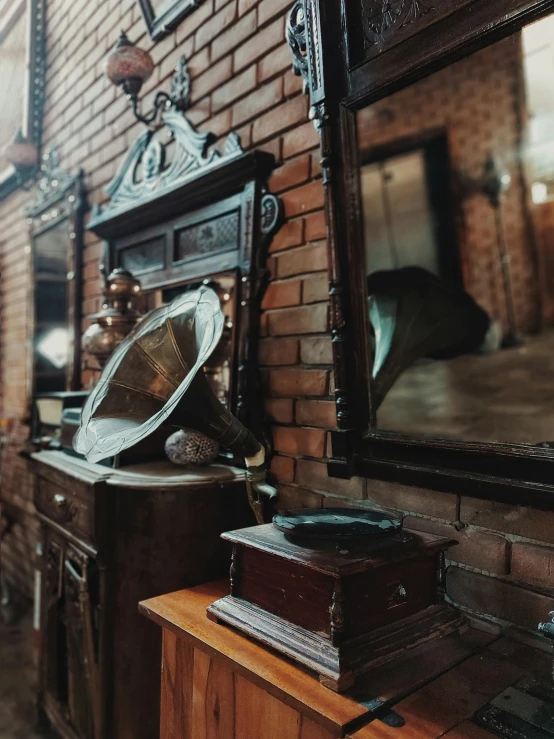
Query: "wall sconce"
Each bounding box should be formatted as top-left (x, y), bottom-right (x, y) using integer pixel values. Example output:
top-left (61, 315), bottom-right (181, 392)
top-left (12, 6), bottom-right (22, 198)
top-left (481, 154), bottom-right (511, 208)
top-left (3, 129), bottom-right (39, 187)
top-left (480, 154), bottom-right (521, 348)
top-left (106, 30), bottom-right (190, 127)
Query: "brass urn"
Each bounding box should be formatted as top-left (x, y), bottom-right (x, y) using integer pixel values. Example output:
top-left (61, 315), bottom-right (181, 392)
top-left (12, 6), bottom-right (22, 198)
top-left (82, 268), bottom-right (142, 369)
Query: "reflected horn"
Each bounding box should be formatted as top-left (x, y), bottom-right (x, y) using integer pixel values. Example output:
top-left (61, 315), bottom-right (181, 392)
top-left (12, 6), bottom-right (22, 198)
top-left (368, 267), bottom-right (491, 410)
top-left (74, 285), bottom-right (276, 522)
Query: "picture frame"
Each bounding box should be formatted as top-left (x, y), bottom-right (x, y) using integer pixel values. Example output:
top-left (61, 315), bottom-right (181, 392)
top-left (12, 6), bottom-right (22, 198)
top-left (0, 0), bottom-right (46, 201)
top-left (136, 0), bottom-right (206, 41)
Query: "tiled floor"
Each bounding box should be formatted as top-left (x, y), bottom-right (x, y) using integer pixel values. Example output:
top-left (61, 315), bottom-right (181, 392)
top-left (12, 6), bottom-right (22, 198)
top-left (378, 328), bottom-right (554, 446)
top-left (0, 610), bottom-right (53, 739)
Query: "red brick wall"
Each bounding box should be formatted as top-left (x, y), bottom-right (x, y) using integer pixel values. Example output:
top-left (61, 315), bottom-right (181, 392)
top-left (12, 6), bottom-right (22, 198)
top-left (0, 185), bottom-right (38, 596)
top-left (358, 36), bottom-right (540, 335)
top-left (0, 0), bottom-right (553, 637)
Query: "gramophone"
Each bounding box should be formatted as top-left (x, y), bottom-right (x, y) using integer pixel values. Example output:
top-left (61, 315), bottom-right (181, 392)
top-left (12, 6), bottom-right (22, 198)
top-left (74, 286), bottom-right (276, 522)
top-left (208, 508), bottom-right (465, 691)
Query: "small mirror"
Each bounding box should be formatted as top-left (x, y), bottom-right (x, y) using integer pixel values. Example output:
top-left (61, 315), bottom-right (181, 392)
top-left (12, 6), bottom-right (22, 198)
top-left (27, 152), bottom-right (85, 403)
top-left (33, 221), bottom-right (72, 392)
top-left (358, 12), bottom-right (554, 447)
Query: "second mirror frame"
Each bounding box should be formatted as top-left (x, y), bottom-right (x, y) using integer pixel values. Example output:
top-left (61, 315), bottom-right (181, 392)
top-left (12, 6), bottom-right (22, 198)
top-left (292, 0), bottom-right (554, 508)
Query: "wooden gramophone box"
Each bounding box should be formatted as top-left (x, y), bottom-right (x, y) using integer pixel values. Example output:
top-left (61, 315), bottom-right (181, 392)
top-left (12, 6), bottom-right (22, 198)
top-left (207, 514), bottom-right (465, 691)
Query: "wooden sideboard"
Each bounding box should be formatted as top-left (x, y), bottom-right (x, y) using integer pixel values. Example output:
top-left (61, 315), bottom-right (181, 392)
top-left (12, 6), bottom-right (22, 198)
top-left (140, 580), bottom-right (553, 739)
top-left (33, 451), bottom-right (254, 739)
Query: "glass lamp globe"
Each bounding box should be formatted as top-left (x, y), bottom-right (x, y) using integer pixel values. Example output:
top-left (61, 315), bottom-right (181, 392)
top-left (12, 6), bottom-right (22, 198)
top-left (4, 130), bottom-right (38, 170)
top-left (105, 30), bottom-right (154, 100)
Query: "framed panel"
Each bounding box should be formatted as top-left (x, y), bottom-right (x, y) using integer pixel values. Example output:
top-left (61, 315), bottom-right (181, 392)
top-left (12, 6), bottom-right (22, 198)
top-left (294, 0), bottom-right (554, 509)
top-left (119, 236), bottom-right (166, 276)
top-left (0, 0), bottom-right (46, 200)
top-left (137, 0), bottom-right (206, 41)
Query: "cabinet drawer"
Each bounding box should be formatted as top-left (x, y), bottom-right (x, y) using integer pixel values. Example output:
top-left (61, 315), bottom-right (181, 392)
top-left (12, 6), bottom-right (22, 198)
top-left (36, 476), bottom-right (95, 544)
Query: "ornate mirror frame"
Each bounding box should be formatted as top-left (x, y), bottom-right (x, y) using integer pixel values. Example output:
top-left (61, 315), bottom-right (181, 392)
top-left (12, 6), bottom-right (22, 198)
top-left (292, 0), bottom-right (554, 509)
top-left (0, 0), bottom-right (46, 201)
top-left (26, 149), bottom-right (86, 401)
top-left (87, 64), bottom-right (282, 450)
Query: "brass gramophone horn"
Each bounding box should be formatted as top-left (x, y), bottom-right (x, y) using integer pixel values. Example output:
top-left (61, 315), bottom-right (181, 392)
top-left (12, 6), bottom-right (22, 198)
top-left (74, 286), bottom-right (275, 522)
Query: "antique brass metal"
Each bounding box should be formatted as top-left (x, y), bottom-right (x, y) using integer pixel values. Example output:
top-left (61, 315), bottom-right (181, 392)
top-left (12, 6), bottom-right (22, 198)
top-left (74, 286), bottom-right (275, 521)
top-left (82, 268), bottom-right (142, 370)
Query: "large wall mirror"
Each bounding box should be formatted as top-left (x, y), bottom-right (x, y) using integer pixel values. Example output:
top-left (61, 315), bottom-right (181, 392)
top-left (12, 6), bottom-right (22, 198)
top-left (298, 0), bottom-right (554, 506)
top-left (360, 19), bottom-right (553, 446)
top-left (26, 150), bottom-right (85, 402)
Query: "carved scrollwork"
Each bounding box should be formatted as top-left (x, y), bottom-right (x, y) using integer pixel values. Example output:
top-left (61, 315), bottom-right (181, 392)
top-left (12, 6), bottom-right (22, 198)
top-left (223, 131), bottom-right (242, 157)
top-left (287, 0), bottom-right (310, 94)
top-left (437, 551), bottom-right (446, 603)
top-left (91, 111), bottom-right (245, 222)
top-left (260, 192), bottom-right (282, 235)
top-left (361, 0), bottom-right (434, 45)
top-left (287, 3), bottom-right (351, 428)
top-left (230, 546), bottom-right (239, 595)
top-left (142, 140), bottom-right (165, 181)
top-left (170, 56), bottom-right (191, 111)
top-left (46, 542), bottom-right (63, 599)
top-left (330, 579), bottom-right (345, 646)
top-left (25, 148), bottom-right (82, 217)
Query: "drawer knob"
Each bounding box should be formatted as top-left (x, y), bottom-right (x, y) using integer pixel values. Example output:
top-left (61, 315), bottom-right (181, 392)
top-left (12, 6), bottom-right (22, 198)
top-left (53, 493), bottom-right (68, 509)
top-left (51, 493), bottom-right (76, 522)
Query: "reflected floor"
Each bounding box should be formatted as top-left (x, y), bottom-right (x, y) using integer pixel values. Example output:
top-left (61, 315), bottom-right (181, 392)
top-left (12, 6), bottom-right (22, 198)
top-left (378, 329), bottom-right (554, 446)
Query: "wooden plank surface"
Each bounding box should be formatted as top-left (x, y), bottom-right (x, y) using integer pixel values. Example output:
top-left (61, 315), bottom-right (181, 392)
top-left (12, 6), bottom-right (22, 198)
top-left (348, 648), bottom-right (527, 738)
top-left (484, 632), bottom-right (552, 679)
top-left (191, 648), bottom-right (235, 739)
top-left (234, 673), bottom-right (307, 739)
top-left (160, 629), bottom-right (193, 739)
top-left (350, 628), bottom-right (495, 706)
top-left (441, 721), bottom-right (497, 739)
top-left (141, 581), bottom-right (369, 736)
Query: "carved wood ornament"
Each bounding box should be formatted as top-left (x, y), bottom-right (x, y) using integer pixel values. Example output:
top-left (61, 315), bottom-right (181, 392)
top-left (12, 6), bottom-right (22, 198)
top-left (92, 112), bottom-right (242, 220)
top-left (361, 0), bottom-right (434, 44)
top-left (287, 0), bottom-right (554, 508)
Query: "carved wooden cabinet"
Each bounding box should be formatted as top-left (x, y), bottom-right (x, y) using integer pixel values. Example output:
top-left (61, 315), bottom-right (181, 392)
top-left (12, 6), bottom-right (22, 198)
top-left (33, 450), bottom-right (253, 739)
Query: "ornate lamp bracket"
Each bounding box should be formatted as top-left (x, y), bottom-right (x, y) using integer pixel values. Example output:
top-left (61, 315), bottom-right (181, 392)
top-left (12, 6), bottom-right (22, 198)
top-left (287, 1), bottom-right (311, 95)
top-left (106, 30), bottom-right (192, 130)
top-left (132, 56), bottom-right (191, 128)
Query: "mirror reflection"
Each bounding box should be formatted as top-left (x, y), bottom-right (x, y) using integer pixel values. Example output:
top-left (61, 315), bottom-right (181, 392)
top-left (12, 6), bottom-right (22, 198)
top-left (33, 221), bottom-right (72, 393)
top-left (359, 13), bottom-right (554, 446)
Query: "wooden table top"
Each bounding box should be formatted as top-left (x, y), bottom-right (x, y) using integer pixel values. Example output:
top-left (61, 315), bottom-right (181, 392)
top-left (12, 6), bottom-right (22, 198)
top-left (140, 582), bottom-right (552, 738)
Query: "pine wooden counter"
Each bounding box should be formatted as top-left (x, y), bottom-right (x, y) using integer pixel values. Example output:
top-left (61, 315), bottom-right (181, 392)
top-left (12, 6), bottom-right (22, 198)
top-left (140, 581), bottom-right (551, 739)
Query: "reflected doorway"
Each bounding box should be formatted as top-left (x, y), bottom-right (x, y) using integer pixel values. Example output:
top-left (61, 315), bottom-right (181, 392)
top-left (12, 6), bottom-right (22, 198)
top-left (361, 135), bottom-right (460, 285)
